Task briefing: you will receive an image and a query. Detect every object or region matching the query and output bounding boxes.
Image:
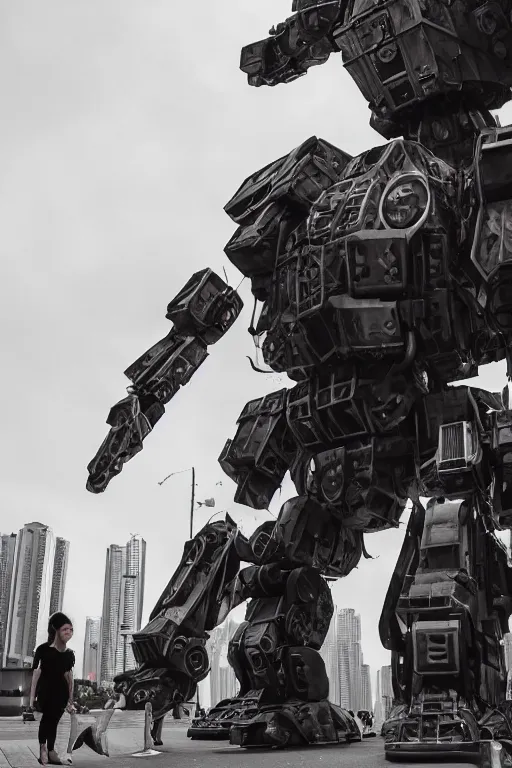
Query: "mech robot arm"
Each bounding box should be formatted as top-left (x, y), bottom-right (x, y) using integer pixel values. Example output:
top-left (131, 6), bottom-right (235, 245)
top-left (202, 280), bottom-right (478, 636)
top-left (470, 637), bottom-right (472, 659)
top-left (240, 0), bottom-right (344, 87)
top-left (86, 269), bottom-right (243, 493)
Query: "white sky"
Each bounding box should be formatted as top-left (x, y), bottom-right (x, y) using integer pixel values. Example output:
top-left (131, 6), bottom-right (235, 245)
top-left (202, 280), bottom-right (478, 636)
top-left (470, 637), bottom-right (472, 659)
top-left (2, 0), bottom-right (512, 698)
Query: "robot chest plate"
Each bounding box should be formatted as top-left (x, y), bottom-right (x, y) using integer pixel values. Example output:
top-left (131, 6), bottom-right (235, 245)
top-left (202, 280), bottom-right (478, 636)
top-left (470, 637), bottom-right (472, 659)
top-left (261, 140), bottom-right (466, 377)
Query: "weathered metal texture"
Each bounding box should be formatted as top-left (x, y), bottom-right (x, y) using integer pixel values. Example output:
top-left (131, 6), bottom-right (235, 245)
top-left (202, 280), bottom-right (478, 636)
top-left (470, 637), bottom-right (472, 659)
top-left (87, 0), bottom-right (512, 755)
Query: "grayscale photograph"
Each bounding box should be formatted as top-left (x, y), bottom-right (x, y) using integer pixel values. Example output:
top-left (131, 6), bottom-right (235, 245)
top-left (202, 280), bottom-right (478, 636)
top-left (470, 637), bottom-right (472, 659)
top-left (2, 2), bottom-right (512, 767)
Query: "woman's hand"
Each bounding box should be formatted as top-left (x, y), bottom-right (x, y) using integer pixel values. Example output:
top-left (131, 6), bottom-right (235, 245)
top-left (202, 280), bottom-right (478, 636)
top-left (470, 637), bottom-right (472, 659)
top-left (66, 702), bottom-right (76, 714)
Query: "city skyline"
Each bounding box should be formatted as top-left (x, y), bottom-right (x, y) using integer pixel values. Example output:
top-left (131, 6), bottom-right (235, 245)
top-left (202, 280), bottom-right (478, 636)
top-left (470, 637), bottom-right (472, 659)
top-left (0, 518), bottom-right (392, 713)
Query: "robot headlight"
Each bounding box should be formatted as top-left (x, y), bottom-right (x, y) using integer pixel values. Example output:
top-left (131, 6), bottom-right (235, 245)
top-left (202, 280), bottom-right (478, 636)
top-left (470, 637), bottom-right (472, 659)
top-left (381, 174), bottom-right (429, 229)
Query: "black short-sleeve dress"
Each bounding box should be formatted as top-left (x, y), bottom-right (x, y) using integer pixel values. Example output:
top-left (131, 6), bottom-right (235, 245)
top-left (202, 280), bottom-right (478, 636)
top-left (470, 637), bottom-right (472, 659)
top-left (33, 643), bottom-right (75, 711)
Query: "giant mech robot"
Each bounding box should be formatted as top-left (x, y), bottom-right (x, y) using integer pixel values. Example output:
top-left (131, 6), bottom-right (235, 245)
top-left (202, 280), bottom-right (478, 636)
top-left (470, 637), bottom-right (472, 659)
top-left (88, 0), bottom-right (512, 761)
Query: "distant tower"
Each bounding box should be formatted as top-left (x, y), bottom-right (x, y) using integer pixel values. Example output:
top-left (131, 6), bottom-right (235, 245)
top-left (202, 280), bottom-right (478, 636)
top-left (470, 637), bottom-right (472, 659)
top-left (50, 537), bottom-right (70, 614)
top-left (503, 633), bottom-right (512, 672)
top-left (380, 664), bottom-right (394, 719)
top-left (207, 617), bottom-right (239, 706)
top-left (0, 533), bottom-right (17, 664)
top-left (83, 616), bottom-right (101, 682)
top-left (336, 608), bottom-right (363, 711)
top-left (361, 664), bottom-right (373, 711)
top-left (320, 610), bottom-right (339, 704)
top-left (3, 522), bottom-right (56, 667)
top-left (374, 668), bottom-right (384, 726)
top-left (100, 535), bottom-right (146, 682)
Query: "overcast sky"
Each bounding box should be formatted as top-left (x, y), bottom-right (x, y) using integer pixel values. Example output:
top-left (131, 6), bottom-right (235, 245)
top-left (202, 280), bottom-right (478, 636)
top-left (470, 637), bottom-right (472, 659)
top-left (2, 0), bottom-right (512, 700)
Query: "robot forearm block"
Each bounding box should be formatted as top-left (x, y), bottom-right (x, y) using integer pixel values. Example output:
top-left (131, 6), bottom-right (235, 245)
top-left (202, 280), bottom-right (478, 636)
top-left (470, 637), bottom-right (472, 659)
top-left (86, 269), bottom-right (242, 493)
top-left (124, 331), bottom-right (208, 400)
top-left (240, 1), bottom-right (344, 87)
top-left (164, 268), bottom-right (243, 344)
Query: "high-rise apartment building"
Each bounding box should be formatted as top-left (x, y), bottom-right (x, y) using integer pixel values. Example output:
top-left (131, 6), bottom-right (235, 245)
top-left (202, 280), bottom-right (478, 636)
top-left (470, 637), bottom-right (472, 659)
top-left (361, 663), bottom-right (373, 711)
top-left (100, 535), bottom-right (146, 682)
top-left (320, 611), bottom-right (340, 704)
top-left (374, 668), bottom-right (383, 725)
top-left (380, 664), bottom-right (393, 719)
top-left (50, 538), bottom-right (70, 615)
top-left (504, 633), bottom-right (512, 671)
top-left (3, 523), bottom-right (56, 667)
top-left (374, 664), bottom-right (394, 725)
top-left (83, 616), bottom-right (101, 682)
top-left (206, 617), bottom-right (239, 707)
top-left (337, 608), bottom-right (363, 712)
top-left (0, 534), bottom-right (16, 664)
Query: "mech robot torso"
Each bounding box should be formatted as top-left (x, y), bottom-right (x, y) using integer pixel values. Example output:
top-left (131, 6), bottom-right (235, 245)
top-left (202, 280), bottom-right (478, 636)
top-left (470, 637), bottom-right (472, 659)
top-left (241, 138), bottom-right (476, 385)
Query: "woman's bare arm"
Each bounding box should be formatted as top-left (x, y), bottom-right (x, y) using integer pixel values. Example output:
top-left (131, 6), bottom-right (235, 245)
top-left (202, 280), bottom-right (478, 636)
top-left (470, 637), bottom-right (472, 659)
top-left (64, 671), bottom-right (74, 705)
top-left (30, 668), bottom-right (41, 707)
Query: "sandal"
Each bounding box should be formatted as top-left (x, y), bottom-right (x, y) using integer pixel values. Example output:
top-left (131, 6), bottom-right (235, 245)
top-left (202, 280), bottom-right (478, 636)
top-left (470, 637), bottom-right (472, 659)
top-left (38, 746), bottom-right (48, 765)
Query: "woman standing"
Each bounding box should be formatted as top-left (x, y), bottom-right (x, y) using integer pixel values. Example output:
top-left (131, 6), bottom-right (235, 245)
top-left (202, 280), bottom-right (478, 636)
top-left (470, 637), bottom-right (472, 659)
top-left (30, 612), bottom-right (76, 765)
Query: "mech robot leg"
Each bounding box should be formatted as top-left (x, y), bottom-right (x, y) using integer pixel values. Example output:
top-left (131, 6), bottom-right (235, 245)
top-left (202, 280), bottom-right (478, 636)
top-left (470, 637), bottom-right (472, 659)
top-left (187, 498), bottom-right (363, 747)
top-left (380, 384), bottom-right (512, 761)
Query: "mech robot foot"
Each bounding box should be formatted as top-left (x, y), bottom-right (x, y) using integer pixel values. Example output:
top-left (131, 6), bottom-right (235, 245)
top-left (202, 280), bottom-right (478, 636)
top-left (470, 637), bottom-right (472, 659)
top-left (189, 694), bottom-right (361, 748)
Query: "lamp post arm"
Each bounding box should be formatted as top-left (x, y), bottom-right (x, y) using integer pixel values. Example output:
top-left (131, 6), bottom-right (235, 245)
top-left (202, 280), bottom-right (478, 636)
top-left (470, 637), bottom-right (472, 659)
top-left (190, 467), bottom-right (195, 539)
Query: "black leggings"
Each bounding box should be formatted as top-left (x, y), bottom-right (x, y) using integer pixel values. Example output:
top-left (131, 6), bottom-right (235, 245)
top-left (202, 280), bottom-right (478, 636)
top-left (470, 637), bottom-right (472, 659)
top-left (38, 707), bottom-right (65, 752)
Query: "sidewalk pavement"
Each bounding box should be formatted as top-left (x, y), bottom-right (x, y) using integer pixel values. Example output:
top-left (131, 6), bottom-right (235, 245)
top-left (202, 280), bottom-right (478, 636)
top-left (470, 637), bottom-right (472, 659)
top-left (0, 714), bottom-right (195, 768)
top-left (0, 725), bottom-right (397, 768)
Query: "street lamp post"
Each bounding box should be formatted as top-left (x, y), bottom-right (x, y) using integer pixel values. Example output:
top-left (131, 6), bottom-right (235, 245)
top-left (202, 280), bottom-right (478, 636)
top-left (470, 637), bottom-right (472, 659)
top-left (189, 467), bottom-right (195, 540)
top-left (158, 466), bottom-right (196, 538)
top-left (158, 466), bottom-right (216, 717)
top-left (158, 466), bottom-right (215, 538)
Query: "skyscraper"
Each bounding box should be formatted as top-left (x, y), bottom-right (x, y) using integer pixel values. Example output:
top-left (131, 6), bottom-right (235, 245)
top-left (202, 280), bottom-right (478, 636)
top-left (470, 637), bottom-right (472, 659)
top-left (320, 610), bottom-right (339, 704)
top-left (50, 537), bottom-right (70, 615)
top-left (374, 668), bottom-right (384, 726)
top-left (380, 664), bottom-right (393, 719)
top-left (361, 663), bottom-right (373, 711)
top-left (100, 535), bottom-right (146, 682)
top-left (207, 617), bottom-right (239, 706)
top-left (3, 523), bottom-right (56, 667)
top-left (0, 534), bottom-right (16, 664)
top-left (504, 633), bottom-right (512, 671)
top-left (83, 617), bottom-right (101, 682)
top-left (336, 608), bottom-right (363, 711)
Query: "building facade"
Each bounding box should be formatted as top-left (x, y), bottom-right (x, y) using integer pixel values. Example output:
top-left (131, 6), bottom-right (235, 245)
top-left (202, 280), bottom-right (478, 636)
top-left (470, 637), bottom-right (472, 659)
top-left (336, 608), bottom-right (364, 712)
top-left (3, 523), bottom-right (57, 667)
top-left (320, 611), bottom-right (340, 704)
top-left (361, 663), bottom-right (373, 712)
top-left (83, 616), bottom-right (101, 682)
top-left (100, 535), bottom-right (146, 682)
top-left (380, 664), bottom-right (394, 720)
top-left (49, 537), bottom-right (70, 615)
top-left (0, 534), bottom-right (16, 665)
top-left (206, 617), bottom-right (239, 707)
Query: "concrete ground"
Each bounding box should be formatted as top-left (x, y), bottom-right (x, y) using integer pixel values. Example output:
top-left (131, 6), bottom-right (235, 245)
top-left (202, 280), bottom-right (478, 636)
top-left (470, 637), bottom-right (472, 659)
top-left (0, 715), bottom-right (480, 768)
